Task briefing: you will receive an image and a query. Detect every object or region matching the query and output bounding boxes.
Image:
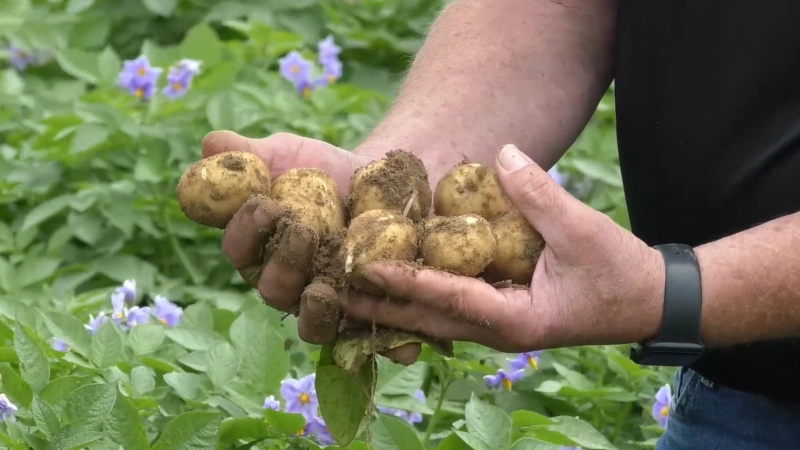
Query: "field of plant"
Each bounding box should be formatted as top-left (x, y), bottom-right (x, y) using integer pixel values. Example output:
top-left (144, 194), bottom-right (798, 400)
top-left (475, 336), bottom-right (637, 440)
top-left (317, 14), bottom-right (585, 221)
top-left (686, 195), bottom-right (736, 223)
top-left (0, 1), bottom-right (675, 449)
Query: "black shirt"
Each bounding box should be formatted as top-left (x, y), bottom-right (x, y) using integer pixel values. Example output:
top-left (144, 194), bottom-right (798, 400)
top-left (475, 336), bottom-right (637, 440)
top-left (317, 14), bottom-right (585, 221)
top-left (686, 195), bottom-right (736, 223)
top-left (615, 1), bottom-right (800, 402)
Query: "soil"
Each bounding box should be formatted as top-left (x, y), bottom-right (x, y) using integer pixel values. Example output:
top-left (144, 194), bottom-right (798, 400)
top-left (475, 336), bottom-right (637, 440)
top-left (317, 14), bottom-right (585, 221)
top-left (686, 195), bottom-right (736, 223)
top-left (298, 281), bottom-right (339, 345)
top-left (348, 149), bottom-right (433, 222)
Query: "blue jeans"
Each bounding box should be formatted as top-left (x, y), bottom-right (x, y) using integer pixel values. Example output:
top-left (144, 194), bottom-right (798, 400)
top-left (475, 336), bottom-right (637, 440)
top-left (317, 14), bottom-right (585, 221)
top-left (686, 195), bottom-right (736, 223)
top-left (655, 367), bottom-right (800, 449)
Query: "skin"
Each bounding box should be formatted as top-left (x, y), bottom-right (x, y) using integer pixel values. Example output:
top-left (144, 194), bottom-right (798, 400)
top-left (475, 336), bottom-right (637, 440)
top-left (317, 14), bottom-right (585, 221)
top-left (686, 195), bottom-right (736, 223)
top-left (204, 0), bottom-right (800, 352)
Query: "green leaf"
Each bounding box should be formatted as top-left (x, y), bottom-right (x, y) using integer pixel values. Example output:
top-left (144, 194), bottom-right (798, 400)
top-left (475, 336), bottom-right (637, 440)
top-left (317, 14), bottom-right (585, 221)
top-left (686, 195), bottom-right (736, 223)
top-left (97, 45), bottom-right (121, 85)
top-left (182, 302), bottom-right (215, 330)
top-left (435, 433), bottom-right (473, 450)
top-left (128, 323), bottom-right (165, 355)
top-left (63, 382), bottom-right (117, 426)
top-left (130, 366), bottom-right (155, 397)
top-left (165, 326), bottom-right (224, 351)
top-left (151, 411), bottom-right (222, 450)
top-left (571, 159), bottom-right (622, 187)
top-left (206, 93), bottom-right (236, 130)
top-left (510, 410), bottom-right (555, 428)
top-left (0, 364), bottom-right (32, 408)
top-left (31, 396), bottom-right (60, 438)
top-left (464, 393), bottom-right (512, 449)
top-left (70, 123), bottom-right (110, 153)
top-left (91, 320), bottom-right (123, 368)
top-left (264, 409), bottom-right (306, 435)
top-left (40, 376), bottom-right (91, 408)
top-left (371, 414), bottom-right (424, 450)
top-left (105, 391), bottom-right (150, 450)
top-left (42, 311), bottom-right (92, 357)
top-left (15, 257), bottom-right (60, 289)
top-left (163, 372), bottom-right (206, 400)
top-left (509, 438), bottom-right (563, 450)
top-left (20, 194), bottom-right (73, 231)
top-left (229, 312), bottom-right (289, 392)
top-left (14, 323), bottom-right (49, 393)
top-left (65, 0), bottom-right (96, 14)
top-left (50, 426), bottom-right (104, 450)
top-left (206, 341), bottom-right (241, 390)
top-left (547, 416), bottom-right (615, 450)
top-left (316, 361), bottom-right (373, 446)
top-left (180, 22), bottom-right (222, 66)
top-left (55, 48), bottom-right (99, 84)
top-left (142, 0), bottom-right (177, 16)
top-left (219, 417), bottom-right (270, 444)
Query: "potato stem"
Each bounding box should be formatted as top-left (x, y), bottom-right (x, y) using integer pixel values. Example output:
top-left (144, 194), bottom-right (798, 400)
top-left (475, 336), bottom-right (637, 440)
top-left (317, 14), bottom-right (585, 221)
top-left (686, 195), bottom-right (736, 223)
top-left (402, 190), bottom-right (418, 218)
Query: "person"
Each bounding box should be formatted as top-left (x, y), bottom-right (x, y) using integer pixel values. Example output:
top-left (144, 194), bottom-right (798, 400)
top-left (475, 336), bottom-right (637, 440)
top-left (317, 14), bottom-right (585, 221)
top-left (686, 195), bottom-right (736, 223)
top-left (200, 1), bottom-right (800, 448)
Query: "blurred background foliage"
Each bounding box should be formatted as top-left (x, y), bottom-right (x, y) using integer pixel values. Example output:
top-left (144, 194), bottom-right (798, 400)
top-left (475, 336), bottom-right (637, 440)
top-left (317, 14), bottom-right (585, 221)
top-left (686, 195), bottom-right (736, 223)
top-left (0, 1), bottom-right (665, 449)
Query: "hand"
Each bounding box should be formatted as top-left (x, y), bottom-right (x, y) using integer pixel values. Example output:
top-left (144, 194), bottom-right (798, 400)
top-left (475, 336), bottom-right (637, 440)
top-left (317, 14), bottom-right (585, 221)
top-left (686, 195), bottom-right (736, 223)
top-left (202, 130), bottom-right (376, 345)
top-left (337, 144), bottom-right (666, 353)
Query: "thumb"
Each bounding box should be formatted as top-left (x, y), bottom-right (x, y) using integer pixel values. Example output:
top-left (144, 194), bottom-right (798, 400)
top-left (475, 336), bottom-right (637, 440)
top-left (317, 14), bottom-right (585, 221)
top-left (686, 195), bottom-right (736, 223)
top-left (202, 130), bottom-right (263, 160)
top-left (494, 144), bottom-right (586, 239)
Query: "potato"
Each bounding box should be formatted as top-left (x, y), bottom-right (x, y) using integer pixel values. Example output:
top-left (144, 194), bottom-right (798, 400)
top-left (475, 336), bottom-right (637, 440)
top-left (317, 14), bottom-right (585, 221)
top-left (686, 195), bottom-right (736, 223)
top-left (342, 209), bottom-right (418, 295)
top-left (420, 214), bottom-right (497, 276)
top-left (271, 168), bottom-right (346, 238)
top-left (348, 149), bottom-right (432, 222)
top-left (177, 151), bottom-right (272, 229)
top-left (434, 163), bottom-right (514, 221)
top-left (481, 210), bottom-right (545, 285)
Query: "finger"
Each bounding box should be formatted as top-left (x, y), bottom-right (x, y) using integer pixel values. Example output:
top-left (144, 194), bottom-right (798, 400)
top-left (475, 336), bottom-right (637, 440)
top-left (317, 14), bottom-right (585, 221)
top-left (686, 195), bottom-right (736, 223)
top-left (362, 261), bottom-right (519, 328)
top-left (257, 221), bottom-right (319, 312)
top-left (338, 289), bottom-right (497, 343)
top-left (494, 144), bottom-right (589, 239)
top-left (298, 282), bottom-right (339, 345)
top-left (221, 195), bottom-right (283, 276)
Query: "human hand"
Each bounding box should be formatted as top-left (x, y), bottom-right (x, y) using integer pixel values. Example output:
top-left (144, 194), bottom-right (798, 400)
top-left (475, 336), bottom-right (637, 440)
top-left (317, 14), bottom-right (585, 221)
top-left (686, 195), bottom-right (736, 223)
top-left (202, 130), bottom-right (378, 345)
top-left (337, 144), bottom-right (666, 353)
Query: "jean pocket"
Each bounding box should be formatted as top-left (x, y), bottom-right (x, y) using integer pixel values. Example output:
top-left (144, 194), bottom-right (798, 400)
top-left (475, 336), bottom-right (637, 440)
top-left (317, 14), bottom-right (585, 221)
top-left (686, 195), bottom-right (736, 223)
top-left (669, 368), bottom-right (700, 421)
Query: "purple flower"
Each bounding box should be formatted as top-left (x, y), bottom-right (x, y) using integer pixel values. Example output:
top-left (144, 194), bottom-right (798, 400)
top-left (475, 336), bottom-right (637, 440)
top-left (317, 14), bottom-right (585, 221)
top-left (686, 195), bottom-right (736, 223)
top-left (162, 59), bottom-right (202, 99)
top-left (377, 389), bottom-right (426, 425)
top-left (9, 45), bottom-right (35, 71)
top-left (318, 35), bottom-right (341, 63)
top-left (652, 384), bottom-right (672, 429)
top-left (280, 373), bottom-right (318, 420)
top-left (319, 58), bottom-right (342, 86)
top-left (112, 279), bottom-right (137, 308)
top-left (279, 51), bottom-right (313, 85)
top-left (548, 166), bottom-right (564, 186)
top-left (484, 368), bottom-right (525, 391)
top-left (0, 394), bottom-right (17, 423)
top-left (509, 351), bottom-right (542, 371)
top-left (306, 416), bottom-right (334, 446)
top-left (118, 55), bottom-right (163, 100)
top-left (85, 312), bottom-right (110, 335)
top-left (263, 395), bottom-right (280, 411)
top-left (153, 295), bottom-right (182, 327)
top-left (51, 338), bottom-right (69, 352)
top-left (126, 306), bottom-right (151, 328)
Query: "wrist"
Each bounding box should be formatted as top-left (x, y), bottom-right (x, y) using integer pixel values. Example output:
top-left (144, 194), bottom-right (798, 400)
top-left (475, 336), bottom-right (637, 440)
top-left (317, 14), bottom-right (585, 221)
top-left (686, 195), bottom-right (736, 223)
top-left (638, 246), bottom-right (667, 343)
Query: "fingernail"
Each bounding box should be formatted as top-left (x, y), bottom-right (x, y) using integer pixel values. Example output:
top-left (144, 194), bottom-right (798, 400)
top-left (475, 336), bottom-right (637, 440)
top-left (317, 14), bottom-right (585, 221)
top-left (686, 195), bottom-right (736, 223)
top-left (498, 144), bottom-right (533, 172)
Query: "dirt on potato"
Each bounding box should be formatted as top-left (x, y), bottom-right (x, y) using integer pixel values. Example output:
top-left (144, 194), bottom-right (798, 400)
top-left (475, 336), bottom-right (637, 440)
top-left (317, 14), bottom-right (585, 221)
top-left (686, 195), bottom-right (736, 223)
top-left (418, 216), bottom-right (495, 276)
top-left (348, 149), bottom-right (432, 222)
top-left (311, 228), bottom-right (347, 287)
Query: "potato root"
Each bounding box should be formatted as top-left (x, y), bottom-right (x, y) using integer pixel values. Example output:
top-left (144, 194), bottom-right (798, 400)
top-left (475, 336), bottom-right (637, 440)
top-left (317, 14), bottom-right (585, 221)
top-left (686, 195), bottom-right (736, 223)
top-left (177, 151), bottom-right (272, 228)
top-left (271, 168), bottom-right (347, 238)
top-left (434, 163), bottom-right (514, 221)
top-left (348, 149), bottom-right (432, 222)
top-left (481, 210), bottom-right (545, 285)
top-left (342, 209), bottom-right (418, 295)
top-left (419, 214), bottom-right (497, 276)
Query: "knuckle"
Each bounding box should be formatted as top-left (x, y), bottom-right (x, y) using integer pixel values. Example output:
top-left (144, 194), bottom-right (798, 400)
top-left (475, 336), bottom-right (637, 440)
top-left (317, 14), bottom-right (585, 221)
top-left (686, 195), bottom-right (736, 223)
top-left (517, 173), bottom-right (558, 210)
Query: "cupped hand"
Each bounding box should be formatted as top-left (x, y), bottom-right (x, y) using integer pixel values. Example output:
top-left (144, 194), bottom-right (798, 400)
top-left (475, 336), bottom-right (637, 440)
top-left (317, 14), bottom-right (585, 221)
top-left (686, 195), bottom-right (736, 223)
top-left (338, 144), bottom-right (666, 353)
top-left (202, 130), bottom-right (376, 345)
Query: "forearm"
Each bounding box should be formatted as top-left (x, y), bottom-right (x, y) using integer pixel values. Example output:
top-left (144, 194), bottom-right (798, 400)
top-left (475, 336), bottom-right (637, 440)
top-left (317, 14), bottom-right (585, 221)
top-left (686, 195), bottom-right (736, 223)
top-left (354, 0), bottom-right (618, 182)
top-left (693, 211), bottom-right (800, 347)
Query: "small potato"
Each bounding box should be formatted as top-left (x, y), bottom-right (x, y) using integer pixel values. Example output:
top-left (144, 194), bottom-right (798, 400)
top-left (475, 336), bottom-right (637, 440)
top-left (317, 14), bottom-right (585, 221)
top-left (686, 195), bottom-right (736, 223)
top-left (420, 214), bottom-right (497, 276)
top-left (380, 343), bottom-right (422, 366)
top-left (348, 149), bottom-right (432, 222)
top-left (279, 199), bottom-right (326, 240)
top-left (343, 209), bottom-right (418, 295)
top-left (271, 168), bottom-right (347, 236)
top-left (434, 163), bottom-right (514, 221)
top-left (177, 151), bottom-right (271, 229)
top-left (481, 210), bottom-right (545, 285)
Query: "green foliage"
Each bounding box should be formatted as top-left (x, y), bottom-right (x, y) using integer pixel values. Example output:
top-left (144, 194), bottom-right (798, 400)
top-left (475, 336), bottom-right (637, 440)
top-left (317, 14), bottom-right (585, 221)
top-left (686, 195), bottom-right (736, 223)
top-left (0, 0), bottom-right (674, 449)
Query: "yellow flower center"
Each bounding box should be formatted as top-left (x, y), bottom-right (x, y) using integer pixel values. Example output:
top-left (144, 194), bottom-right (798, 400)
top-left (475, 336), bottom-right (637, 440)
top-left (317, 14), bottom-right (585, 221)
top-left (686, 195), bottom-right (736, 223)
top-left (138, 67), bottom-right (147, 76)
top-left (172, 81), bottom-right (183, 91)
top-left (302, 86), bottom-right (312, 98)
top-left (291, 65), bottom-right (300, 73)
top-left (159, 317), bottom-right (167, 325)
top-left (300, 393), bottom-right (310, 404)
top-left (502, 378), bottom-right (512, 391)
top-left (297, 427), bottom-right (306, 436)
top-left (528, 356), bottom-right (538, 370)
top-left (135, 88), bottom-right (144, 98)
top-left (328, 74), bottom-right (337, 83)
top-left (660, 405), bottom-right (669, 417)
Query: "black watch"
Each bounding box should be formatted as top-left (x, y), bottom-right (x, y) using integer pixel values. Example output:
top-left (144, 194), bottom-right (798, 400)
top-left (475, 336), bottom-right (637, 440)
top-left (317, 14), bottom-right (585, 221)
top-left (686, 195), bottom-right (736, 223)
top-left (630, 243), bottom-right (705, 366)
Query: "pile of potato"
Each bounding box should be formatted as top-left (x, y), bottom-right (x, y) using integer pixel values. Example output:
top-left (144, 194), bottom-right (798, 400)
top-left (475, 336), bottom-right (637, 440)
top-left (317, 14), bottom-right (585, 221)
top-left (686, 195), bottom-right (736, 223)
top-left (176, 149), bottom-right (545, 370)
